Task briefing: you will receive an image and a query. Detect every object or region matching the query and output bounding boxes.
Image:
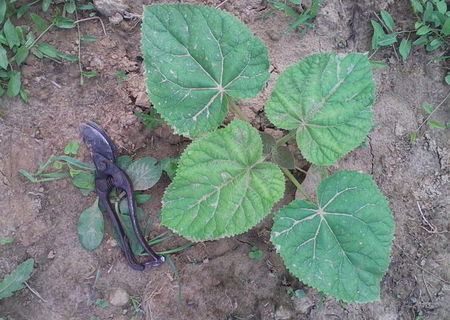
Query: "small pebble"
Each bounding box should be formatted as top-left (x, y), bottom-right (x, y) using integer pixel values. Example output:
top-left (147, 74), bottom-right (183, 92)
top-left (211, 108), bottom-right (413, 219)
top-left (109, 287), bottom-right (129, 307)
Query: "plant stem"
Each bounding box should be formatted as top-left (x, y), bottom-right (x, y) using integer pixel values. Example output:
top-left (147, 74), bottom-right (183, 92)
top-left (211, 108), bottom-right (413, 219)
top-left (75, 9), bottom-right (84, 86)
top-left (415, 90), bottom-right (450, 132)
top-left (229, 99), bottom-right (249, 122)
top-left (28, 23), bottom-right (55, 49)
top-left (155, 241), bottom-right (193, 255)
top-left (281, 167), bottom-right (313, 202)
top-left (276, 130), bottom-right (296, 146)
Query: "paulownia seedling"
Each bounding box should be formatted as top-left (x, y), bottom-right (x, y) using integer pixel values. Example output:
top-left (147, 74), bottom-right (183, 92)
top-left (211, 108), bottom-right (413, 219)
top-left (141, 4), bottom-right (395, 303)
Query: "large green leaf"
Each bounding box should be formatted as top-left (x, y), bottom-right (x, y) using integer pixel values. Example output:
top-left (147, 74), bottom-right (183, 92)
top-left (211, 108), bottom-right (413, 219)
top-left (77, 199), bottom-right (104, 250)
top-left (142, 4), bottom-right (269, 137)
top-left (271, 170), bottom-right (394, 302)
top-left (126, 157), bottom-right (162, 191)
top-left (0, 258), bottom-right (34, 299)
top-left (161, 120), bottom-right (285, 240)
top-left (265, 53), bottom-right (375, 165)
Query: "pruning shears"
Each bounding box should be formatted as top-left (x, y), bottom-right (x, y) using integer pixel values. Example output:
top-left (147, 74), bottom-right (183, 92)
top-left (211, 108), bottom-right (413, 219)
top-left (80, 121), bottom-right (165, 271)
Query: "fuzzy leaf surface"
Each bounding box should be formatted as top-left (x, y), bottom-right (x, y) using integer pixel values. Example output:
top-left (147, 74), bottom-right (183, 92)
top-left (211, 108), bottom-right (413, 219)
top-left (271, 170), bottom-right (394, 302)
top-left (142, 4), bottom-right (269, 137)
top-left (161, 120), bottom-right (285, 240)
top-left (265, 53), bottom-right (374, 165)
top-left (0, 258), bottom-right (34, 299)
top-left (126, 157), bottom-right (162, 191)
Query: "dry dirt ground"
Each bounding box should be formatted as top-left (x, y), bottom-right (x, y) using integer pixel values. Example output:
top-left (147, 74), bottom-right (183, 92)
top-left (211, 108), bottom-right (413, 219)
top-left (1, 0), bottom-right (449, 319)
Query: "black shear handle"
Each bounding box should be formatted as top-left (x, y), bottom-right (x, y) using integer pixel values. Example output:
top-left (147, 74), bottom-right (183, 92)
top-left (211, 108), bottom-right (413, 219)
top-left (94, 156), bottom-right (164, 271)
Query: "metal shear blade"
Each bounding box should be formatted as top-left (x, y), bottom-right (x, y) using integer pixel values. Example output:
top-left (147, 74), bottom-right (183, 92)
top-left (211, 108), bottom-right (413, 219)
top-left (80, 121), bottom-right (164, 271)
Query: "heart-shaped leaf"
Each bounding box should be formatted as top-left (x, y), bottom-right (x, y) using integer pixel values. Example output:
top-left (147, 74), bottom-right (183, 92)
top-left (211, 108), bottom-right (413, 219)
top-left (142, 4), bottom-right (269, 137)
top-left (126, 157), bottom-right (162, 191)
top-left (77, 199), bottom-right (104, 250)
top-left (271, 170), bottom-right (394, 302)
top-left (161, 120), bottom-right (285, 240)
top-left (265, 52), bottom-right (375, 165)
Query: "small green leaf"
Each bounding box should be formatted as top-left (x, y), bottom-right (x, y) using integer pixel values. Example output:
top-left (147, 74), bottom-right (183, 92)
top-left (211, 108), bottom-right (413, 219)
top-left (441, 18), bottom-right (450, 35)
top-left (4, 19), bottom-right (20, 49)
top-left (260, 131), bottom-right (276, 155)
top-left (18, 169), bottom-right (37, 182)
top-left (54, 16), bottom-right (76, 28)
top-left (371, 20), bottom-right (385, 50)
top-left (80, 35), bottom-right (98, 42)
top-left (426, 38), bottom-right (442, 51)
top-left (0, 258), bottom-right (34, 299)
top-left (399, 39), bottom-right (412, 60)
top-left (95, 298), bottom-right (108, 307)
top-left (79, 3), bottom-right (95, 10)
top-left (116, 202), bottom-right (146, 255)
top-left (37, 43), bottom-right (59, 58)
top-left (248, 247), bottom-right (263, 260)
top-left (64, 140), bottom-right (79, 154)
top-left (408, 132), bottom-right (417, 143)
top-left (30, 13), bottom-right (48, 31)
top-left (57, 52), bottom-right (77, 61)
top-left (135, 193), bottom-right (151, 204)
top-left (116, 155), bottom-right (132, 170)
top-left (31, 47), bottom-right (44, 59)
top-left (7, 71), bottom-right (21, 97)
top-left (160, 157), bottom-right (178, 180)
top-left (413, 34), bottom-right (428, 45)
top-left (377, 33), bottom-right (397, 46)
top-left (423, 2), bottom-right (434, 22)
top-left (265, 52), bottom-right (374, 165)
top-left (445, 74), bottom-right (450, 85)
top-left (142, 4), bottom-right (269, 137)
top-left (416, 25), bottom-right (431, 35)
top-left (0, 45), bottom-right (7, 69)
top-left (0, 0), bottom-right (6, 24)
top-left (410, 0), bottom-right (423, 13)
top-left (16, 4), bottom-right (30, 19)
top-left (13, 46), bottom-right (29, 66)
top-left (380, 10), bottom-right (395, 31)
top-left (369, 60), bottom-right (388, 68)
top-left (272, 146), bottom-right (295, 169)
top-left (422, 103), bottom-right (434, 114)
top-left (271, 170), bottom-right (394, 302)
top-left (19, 89), bottom-right (29, 102)
top-left (65, 0), bottom-right (76, 14)
top-left (115, 70), bottom-right (126, 82)
top-left (81, 71), bottom-right (99, 78)
top-left (126, 157), bottom-right (162, 190)
top-left (134, 110), bottom-right (162, 130)
top-left (161, 120), bottom-right (285, 240)
top-left (71, 171), bottom-right (95, 191)
top-left (0, 237), bottom-right (13, 245)
top-left (437, 0), bottom-right (447, 14)
top-left (77, 199), bottom-right (104, 250)
top-left (42, 0), bottom-right (52, 11)
top-left (428, 120), bottom-right (445, 128)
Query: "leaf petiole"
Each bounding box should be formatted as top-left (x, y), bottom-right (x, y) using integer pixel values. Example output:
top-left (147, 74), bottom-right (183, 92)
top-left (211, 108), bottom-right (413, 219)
top-left (280, 167), bottom-right (313, 202)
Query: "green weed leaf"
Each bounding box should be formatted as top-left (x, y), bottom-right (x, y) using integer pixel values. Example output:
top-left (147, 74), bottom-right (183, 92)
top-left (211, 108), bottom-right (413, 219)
top-left (142, 4), bottom-right (269, 137)
top-left (4, 19), bottom-right (20, 49)
top-left (30, 13), bottom-right (48, 31)
top-left (116, 155), bottom-right (132, 170)
top-left (441, 18), bottom-right (450, 36)
top-left (399, 39), bottom-right (411, 60)
top-left (37, 43), bottom-right (59, 58)
top-left (7, 71), bottom-right (21, 97)
top-left (77, 199), bottom-right (104, 250)
top-left (13, 46), bottom-right (28, 66)
top-left (160, 157), bottom-right (178, 180)
top-left (81, 71), bottom-right (98, 78)
top-left (380, 10), bottom-right (395, 32)
top-left (0, 258), bottom-right (34, 299)
top-left (370, 20), bottom-right (385, 50)
top-left (271, 170), bottom-right (394, 302)
top-left (272, 146), bottom-right (295, 169)
top-left (161, 120), bottom-right (285, 240)
top-left (71, 171), bottom-right (95, 191)
top-left (80, 35), bottom-right (98, 42)
top-left (417, 25), bottom-right (431, 35)
top-left (42, 0), bottom-right (52, 12)
top-left (64, 140), bottom-right (79, 155)
top-left (422, 103), bottom-right (433, 114)
top-left (0, 1), bottom-right (6, 24)
top-left (0, 237), bottom-right (13, 245)
top-left (53, 17), bottom-right (75, 29)
top-left (265, 52), bottom-right (374, 165)
top-left (428, 120), bottom-right (445, 128)
top-left (260, 132), bottom-right (276, 155)
top-left (126, 157), bottom-right (162, 191)
top-left (248, 247), bottom-right (263, 259)
top-left (0, 45), bottom-right (7, 70)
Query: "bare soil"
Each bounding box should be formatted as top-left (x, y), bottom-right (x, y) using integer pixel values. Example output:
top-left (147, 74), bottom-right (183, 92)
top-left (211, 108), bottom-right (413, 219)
top-left (1, 0), bottom-right (449, 319)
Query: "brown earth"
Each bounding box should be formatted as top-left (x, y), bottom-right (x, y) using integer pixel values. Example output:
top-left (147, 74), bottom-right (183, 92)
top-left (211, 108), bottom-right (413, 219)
top-left (1, 0), bottom-right (449, 319)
